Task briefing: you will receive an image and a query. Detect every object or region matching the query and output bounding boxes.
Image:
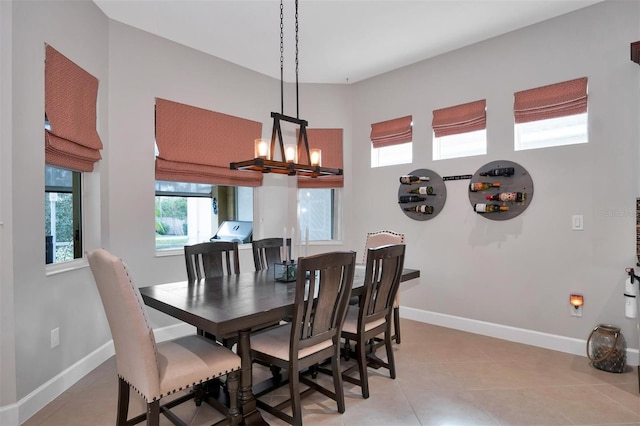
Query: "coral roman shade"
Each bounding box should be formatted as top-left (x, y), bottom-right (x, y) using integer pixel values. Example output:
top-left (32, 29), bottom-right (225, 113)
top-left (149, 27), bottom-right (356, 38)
top-left (432, 99), bottom-right (486, 138)
top-left (514, 77), bottom-right (587, 124)
top-left (370, 116), bottom-right (412, 148)
top-left (155, 98), bottom-right (263, 187)
top-left (297, 129), bottom-right (343, 188)
top-left (45, 44), bottom-right (103, 172)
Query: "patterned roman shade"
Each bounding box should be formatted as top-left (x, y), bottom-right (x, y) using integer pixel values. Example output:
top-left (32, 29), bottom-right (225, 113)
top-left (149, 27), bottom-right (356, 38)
top-left (155, 98), bottom-right (263, 186)
top-left (514, 77), bottom-right (587, 124)
top-left (432, 99), bottom-right (486, 138)
top-left (45, 44), bottom-right (103, 172)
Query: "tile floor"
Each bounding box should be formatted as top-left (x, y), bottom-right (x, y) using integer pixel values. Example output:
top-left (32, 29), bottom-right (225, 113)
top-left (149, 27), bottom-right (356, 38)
top-left (23, 319), bottom-right (640, 425)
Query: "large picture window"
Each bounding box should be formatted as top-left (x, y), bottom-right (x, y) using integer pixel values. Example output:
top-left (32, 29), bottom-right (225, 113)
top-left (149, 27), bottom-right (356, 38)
top-left (155, 180), bottom-right (253, 251)
top-left (298, 188), bottom-right (337, 241)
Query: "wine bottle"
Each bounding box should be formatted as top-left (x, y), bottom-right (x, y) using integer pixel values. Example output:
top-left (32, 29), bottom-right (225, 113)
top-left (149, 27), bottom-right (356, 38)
top-left (406, 186), bottom-right (434, 195)
top-left (479, 167), bottom-right (515, 177)
top-left (474, 203), bottom-right (509, 213)
top-left (398, 195), bottom-right (426, 203)
top-left (469, 182), bottom-right (501, 192)
top-left (403, 205), bottom-right (434, 214)
top-left (399, 175), bottom-right (430, 184)
top-left (485, 192), bottom-right (526, 202)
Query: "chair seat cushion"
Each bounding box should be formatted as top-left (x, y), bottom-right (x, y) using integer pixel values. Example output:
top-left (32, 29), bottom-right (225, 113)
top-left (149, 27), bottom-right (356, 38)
top-left (251, 324), bottom-right (333, 361)
top-left (342, 306), bottom-right (385, 335)
top-left (154, 335), bottom-right (241, 401)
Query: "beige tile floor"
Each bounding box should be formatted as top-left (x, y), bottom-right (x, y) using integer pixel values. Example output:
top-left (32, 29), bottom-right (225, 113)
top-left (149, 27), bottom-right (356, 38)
top-left (23, 319), bottom-right (640, 426)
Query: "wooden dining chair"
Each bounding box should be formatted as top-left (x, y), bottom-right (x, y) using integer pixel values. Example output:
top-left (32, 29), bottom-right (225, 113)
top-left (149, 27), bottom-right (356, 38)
top-left (341, 244), bottom-right (405, 399)
top-left (184, 241), bottom-right (241, 348)
top-left (88, 249), bottom-right (242, 426)
top-left (362, 230), bottom-right (405, 344)
top-left (250, 251), bottom-right (356, 426)
top-left (252, 237), bottom-right (291, 271)
top-left (184, 240), bottom-right (240, 280)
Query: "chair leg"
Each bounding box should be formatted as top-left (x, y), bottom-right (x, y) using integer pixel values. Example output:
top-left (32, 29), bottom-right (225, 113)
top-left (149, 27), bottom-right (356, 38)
top-left (332, 353), bottom-right (346, 413)
top-left (116, 377), bottom-right (130, 426)
top-left (226, 371), bottom-right (242, 425)
top-left (385, 327), bottom-right (397, 379)
top-left (393, 306), bottom-right (401, 344)
top-left (289, 366), bottom-right (303, 426)
top-left (356, 340), bottom-right (370, 399)
top-left (146, 400), bottom-right (160, 426)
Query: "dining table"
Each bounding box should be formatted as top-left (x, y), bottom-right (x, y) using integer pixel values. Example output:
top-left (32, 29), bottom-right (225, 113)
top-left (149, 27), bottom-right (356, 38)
top-left (140, 265), bottom-right (420, 425)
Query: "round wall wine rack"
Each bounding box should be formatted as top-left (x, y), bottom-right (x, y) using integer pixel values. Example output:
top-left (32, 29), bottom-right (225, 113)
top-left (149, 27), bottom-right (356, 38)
top-left (468, 160), bottom-right (533, 221)
top-left (397, 168), bottom-right (446, 221)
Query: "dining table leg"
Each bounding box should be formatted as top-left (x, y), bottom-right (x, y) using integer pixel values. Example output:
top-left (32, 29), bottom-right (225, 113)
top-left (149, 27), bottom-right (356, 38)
top-left (237, 328), bottom-right (269, 426)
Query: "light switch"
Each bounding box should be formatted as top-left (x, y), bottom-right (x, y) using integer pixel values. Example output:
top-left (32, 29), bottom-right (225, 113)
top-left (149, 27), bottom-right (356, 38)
top-left (572, 215), bottom-right (584, 231)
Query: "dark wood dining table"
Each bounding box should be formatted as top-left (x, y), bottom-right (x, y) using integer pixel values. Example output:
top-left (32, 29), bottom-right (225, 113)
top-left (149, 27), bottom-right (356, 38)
top-left (140, 266), bottom-right (419, 425)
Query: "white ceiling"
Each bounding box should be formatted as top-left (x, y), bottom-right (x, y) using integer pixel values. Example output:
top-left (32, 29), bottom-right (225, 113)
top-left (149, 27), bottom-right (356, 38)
top-left (92, 0), bottom-right (604, 84)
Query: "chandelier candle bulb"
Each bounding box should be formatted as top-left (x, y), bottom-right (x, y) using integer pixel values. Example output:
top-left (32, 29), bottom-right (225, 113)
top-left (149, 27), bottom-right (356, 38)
top-left (255, 138), bottom-right (270, 159)
top-left (284, 144), bottom-right (297, 162)
top-left (469, 182), bottom-right (501, 192)
top-left (310, 149), bottom-right (322, 166)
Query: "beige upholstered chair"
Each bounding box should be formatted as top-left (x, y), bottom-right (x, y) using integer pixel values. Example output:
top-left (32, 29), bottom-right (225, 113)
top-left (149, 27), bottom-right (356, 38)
top-left (88, 249), bottom-right (242, 426)
top-left (250, 251), bottom-right (356, 426)
top-left (252, 237), bottom-right (291, 271)
top-left (362, 230), bottom-right (405, 343)
top-left (341, 244), bottom-right (405, 399)
top-left (184, 241), bottom-right (240, 280)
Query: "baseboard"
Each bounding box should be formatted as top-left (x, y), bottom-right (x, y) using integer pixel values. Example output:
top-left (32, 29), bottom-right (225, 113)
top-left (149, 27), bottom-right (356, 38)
top-left (2, 322), bottom-right (194, 426)
top-left (401, 307), bottom-right (640, 365)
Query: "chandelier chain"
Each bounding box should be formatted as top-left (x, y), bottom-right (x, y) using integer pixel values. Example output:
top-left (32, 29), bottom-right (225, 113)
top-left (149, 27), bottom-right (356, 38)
top-left (295, 0), bottom-right (299, 118)
top-left (279, 0), bottom-right (284, 114)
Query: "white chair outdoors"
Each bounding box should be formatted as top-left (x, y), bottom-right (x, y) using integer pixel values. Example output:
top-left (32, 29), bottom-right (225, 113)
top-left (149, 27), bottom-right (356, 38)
top-left (88, 248), bottom-right (242, 426)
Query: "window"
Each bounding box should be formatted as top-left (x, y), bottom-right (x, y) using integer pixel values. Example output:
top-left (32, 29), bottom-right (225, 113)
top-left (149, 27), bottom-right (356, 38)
top-left (298, 188), bottom-right (336, 241)
top-left (371, 142), bottom-right (412, 168)
top-left (515, 113), bottom-right (587, 151)
top-left (514, 77), bottom-right (588, 151)
top-left (45, 165), bottom-right (82, 264)
top-left (433, 129), bottom-right (487, 160)
top-left (44, 45), bottom-right (103, 265)
top-left (432, 99), bottom-right (486, 161)
top-left (155, 180), bottom-right (253, 251)
top-left (370, 116), bottom-right (412, 168)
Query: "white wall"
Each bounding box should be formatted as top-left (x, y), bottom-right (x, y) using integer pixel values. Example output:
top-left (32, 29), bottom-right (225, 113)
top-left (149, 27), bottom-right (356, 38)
top-left (2, 0), bottom-right (639, 424)
top-left (349, 0), bottom-right (640, 348)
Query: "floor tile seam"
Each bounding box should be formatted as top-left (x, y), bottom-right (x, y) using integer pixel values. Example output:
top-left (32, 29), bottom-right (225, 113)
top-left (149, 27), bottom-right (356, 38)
top-left (586, 384), bottom-right (640, 419)
top-left (398, 384), bottom-right (503, 426)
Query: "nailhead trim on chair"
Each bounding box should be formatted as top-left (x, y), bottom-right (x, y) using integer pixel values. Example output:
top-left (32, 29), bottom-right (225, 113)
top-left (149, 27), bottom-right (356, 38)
top-left (119, 258), bottom-right (242, 402)
top-left (119, 365), bottom-right (241, 402)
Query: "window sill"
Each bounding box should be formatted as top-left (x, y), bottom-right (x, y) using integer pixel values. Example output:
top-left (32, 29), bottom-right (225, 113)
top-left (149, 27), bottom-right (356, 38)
top-left (46, 257), bottom-right (89, 276)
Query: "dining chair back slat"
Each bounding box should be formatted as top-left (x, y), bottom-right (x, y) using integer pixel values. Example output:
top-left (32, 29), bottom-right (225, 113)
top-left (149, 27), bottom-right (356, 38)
top-left (252, 237), bottom-right (291, 271)
top-left (184, 241), bottom-right (240, 280)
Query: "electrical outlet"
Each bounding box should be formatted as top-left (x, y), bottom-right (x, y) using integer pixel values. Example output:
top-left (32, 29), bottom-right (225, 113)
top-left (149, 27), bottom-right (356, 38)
top-left (571, 215), bottom-right (584, 231)
top-left (571, 306), bottom-right (583, 317)
top-left (51, 328), bottom-right (60, 348)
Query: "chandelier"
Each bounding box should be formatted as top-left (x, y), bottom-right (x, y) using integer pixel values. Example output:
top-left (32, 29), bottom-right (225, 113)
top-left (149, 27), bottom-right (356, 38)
top-left (230, 0), bottom-right (343, 178)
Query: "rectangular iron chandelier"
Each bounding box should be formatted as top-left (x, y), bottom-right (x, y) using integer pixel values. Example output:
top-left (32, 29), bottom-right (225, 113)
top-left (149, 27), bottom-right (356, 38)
top-left (229, 0), bottom-right (342, 178)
